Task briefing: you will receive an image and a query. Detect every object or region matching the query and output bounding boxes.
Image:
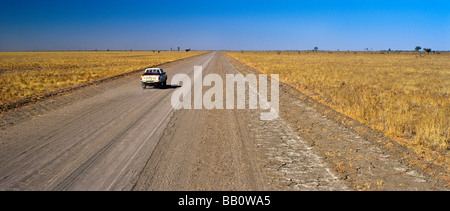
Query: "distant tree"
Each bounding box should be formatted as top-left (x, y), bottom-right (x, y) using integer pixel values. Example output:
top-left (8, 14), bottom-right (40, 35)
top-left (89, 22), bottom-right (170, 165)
top-left (314, 46), bottom-right (319, 52)
top-left (415, 46), bottom-right (421, 52)
top-left (185, 48), bottom-right (191, 52)
top-left (423, 48), bottom-right (431, 54)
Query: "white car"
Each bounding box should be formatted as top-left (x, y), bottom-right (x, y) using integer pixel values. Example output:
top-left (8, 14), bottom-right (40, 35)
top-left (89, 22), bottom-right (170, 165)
top-left (140, 68), bottom-right (167, 88)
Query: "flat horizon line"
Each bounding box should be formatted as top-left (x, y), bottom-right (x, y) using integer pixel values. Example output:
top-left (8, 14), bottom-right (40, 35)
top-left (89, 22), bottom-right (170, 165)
top-left (1, 49), bottom-right (450, 52)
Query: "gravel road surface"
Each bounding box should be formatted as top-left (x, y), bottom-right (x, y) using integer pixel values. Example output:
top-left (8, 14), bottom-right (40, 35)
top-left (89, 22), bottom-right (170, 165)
top-left (0, 52), bottom-right (446, 190)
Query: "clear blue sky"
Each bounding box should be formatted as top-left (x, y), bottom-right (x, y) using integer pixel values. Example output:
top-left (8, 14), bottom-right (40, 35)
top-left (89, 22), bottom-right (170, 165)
top-left (1, 0), bottom-right (449, 51)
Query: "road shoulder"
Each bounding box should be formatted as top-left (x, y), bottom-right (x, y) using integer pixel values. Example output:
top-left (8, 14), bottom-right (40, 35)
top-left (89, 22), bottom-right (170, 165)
top-left (224, 52), bottom-right (448, 190)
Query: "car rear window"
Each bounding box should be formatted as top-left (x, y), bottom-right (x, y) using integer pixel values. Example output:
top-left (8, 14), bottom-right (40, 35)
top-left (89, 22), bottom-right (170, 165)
top-left (145, 69), bottom-right (161, 74)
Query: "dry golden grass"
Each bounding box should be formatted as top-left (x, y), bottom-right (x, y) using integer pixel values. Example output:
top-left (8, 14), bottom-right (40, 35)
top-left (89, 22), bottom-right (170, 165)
top-left (0, 51), bottom-right (206, 104)
top-left (224, 51), bottom-right (449, 169)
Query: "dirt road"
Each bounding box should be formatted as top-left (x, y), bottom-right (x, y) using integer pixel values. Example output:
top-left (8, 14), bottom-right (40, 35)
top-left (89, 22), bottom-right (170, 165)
top-left (0, 52), bottom-right (446, 190)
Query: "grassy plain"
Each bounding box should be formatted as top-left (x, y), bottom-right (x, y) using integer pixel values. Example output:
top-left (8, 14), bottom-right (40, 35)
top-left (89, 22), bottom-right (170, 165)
top-left (224, 51), bottom-right (449, 169)
top-left (0, 51), bottom-right (205, 104)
